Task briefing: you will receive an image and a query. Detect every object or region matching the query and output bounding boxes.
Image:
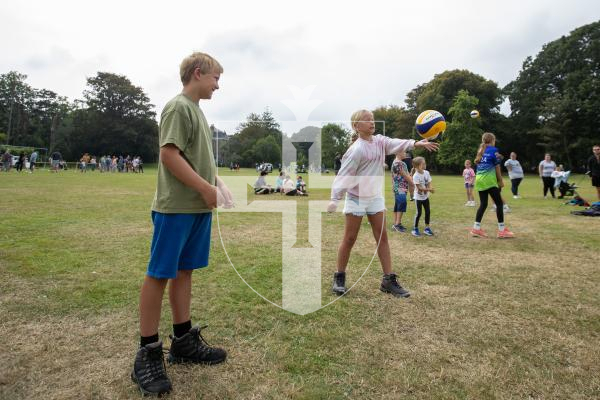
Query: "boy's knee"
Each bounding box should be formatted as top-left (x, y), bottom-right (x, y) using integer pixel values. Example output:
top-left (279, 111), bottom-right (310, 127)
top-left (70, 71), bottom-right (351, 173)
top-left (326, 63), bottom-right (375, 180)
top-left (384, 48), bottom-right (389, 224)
top-left (176, 270), bottom-right (193, 279)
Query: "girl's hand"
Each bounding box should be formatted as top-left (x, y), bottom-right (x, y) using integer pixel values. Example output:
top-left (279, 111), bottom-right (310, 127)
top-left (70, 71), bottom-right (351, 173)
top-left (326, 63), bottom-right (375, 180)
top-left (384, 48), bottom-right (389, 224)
top-left (498, 180), bottom-right (504, 189)
top-left (415, 139), bottom-right (440, 152)
top-left (429, 187), bottom-right (435, 193)
top-left (327, 201), bottom-right (338, 213)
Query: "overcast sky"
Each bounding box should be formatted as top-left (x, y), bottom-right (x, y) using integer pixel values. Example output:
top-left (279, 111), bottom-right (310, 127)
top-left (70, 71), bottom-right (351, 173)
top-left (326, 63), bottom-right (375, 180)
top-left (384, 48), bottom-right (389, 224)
top-left (1, 0), bottom-right (599, 135)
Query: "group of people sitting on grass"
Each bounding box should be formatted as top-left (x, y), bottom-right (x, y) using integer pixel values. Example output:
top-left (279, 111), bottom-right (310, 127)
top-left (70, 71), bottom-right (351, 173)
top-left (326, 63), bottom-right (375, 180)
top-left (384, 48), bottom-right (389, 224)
top-left (254, 171), bottom-right (307, 196)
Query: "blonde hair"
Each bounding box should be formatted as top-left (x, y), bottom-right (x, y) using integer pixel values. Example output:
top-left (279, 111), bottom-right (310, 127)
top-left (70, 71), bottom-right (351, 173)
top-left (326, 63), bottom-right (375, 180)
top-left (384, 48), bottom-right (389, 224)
top-left (180, 52), bottom-right (223, 85)
top-left (350, 109), bottom-right (372, 132)
top-left (412, 156), bottom-right (425, 169)
top-left (475, 132), bottom-right (496, 164)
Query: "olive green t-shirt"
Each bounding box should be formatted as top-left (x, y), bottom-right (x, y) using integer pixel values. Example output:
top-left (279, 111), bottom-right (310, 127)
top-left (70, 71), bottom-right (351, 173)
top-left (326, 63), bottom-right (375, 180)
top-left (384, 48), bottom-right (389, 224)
top-left (151, 94), bottom-right (216, 213)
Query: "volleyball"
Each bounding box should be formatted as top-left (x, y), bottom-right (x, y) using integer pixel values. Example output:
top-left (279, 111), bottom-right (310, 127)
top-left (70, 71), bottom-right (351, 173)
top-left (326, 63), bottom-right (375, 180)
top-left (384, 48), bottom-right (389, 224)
top-left (415, 110), bottom-right (446, 140)
top-left (470, 110), bottom-right (480, 118)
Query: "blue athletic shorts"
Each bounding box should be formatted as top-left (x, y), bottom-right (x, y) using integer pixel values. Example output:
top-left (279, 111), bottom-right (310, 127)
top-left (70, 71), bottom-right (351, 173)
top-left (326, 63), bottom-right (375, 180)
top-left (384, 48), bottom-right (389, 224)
top-left (147, 211), bottom-right (212, 279)
top-left (394, 192), bottom-right (407, 212)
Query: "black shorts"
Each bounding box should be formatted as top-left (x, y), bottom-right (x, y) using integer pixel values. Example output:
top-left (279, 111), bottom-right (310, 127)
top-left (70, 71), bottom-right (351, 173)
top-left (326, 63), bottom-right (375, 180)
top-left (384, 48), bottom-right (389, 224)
top-left (592, 176), bottom-right (600, 187)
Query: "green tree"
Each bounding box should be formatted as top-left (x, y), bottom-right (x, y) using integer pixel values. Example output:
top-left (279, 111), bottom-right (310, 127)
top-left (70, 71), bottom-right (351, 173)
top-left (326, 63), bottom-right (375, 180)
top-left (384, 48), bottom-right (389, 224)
top-left (437, 90), bottom-right (483, 171)
top-left (74, 72), bottom-right (158, 161)
top-left (251, 136), bottom-right (281, 165)
top-left (31, 89), bottom-right (71, 150)
top-left (84, 72), bottom-right (154, 118)
top-left (229, 109), bottom-right (283, 167)
top-left (0, 71), bottom-right (34, 145)
top-left (504, 20), bottom-right (600, 169)
top-left (405, 69), bottom-right (503, 171)
top-left (321, 123), bottom-right (350, 168)
top-left (372, 105), bottom-right (416, 139)
top-left (406, 69), bottom-right (503, 122)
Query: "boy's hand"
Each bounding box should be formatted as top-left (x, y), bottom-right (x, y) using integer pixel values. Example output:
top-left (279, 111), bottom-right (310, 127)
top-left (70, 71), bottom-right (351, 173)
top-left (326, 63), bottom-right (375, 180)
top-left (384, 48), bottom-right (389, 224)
top-left (203, 186), bottom-right (219, 209)
top-left (327, 201), bottom-right (338, 213)
top-left (217, 180), bottom-right (235, 209)
top-left (415, 139), bottom-right (440, 152)
top-left (498, 180), bottom-right (504, 188)
top-left (429, 187), bottom-right (435, 193)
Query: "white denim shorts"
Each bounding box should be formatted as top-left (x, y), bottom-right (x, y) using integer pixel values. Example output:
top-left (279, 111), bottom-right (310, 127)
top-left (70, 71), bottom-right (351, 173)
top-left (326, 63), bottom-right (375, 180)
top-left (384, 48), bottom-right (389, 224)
top-left (343, 194), bottom-right (385, 216)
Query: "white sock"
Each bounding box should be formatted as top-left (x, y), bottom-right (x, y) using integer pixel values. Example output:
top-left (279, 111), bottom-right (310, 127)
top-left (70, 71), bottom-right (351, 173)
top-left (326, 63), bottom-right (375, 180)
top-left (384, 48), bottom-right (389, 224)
top-left (498, 222), bottom-right (505, 231)
top-left (474, 222), bottom-right (481, 230)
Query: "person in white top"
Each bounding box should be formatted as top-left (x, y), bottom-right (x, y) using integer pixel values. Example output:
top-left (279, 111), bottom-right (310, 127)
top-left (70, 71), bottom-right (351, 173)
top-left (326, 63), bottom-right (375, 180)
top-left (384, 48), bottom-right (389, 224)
top-left (538, 153), bottom-right (557, 198)
top-left (327, 109), bottom-right (439, 298)
top-left (504, 152), bottom-right (524, 198)
top-left (411, 157), bottom-right (435, 237)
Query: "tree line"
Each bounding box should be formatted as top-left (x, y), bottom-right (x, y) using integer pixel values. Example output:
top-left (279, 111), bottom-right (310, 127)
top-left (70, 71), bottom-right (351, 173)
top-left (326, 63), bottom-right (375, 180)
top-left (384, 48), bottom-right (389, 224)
top-left (1, 20), bottom-right (598, 170)
top-left (0, 71), bottom-right (158, 162)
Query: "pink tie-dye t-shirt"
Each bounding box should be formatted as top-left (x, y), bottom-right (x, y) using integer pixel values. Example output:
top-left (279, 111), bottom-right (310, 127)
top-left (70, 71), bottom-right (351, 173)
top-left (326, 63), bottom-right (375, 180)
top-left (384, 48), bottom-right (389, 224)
top-left (463, 168), bottom-right (475, 185)
top-left (331, 135), bottom-right (415, 201)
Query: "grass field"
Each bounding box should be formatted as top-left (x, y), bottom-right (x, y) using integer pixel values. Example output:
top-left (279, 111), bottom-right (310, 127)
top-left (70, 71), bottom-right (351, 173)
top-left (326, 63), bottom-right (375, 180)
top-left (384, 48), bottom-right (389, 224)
top-left (1, 167), bottom-right (599, 399)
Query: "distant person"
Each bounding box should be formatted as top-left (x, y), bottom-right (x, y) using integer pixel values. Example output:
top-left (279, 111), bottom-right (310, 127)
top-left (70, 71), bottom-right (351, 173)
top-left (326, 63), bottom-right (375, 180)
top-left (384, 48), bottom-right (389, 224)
top-left (462, 159), bottom-right (475, 206)
top-left (334, 153), bottom-right (342, 175)
top-left (504, 152), bottom-right (524, 199)
top-left (402, 151), bottom-right (414, 200)
top-left (80, 153), bottom-right (90, 173)
top-left (50, 150), bottom-right (62, 173)
top-left (390, 150), bottom-right (413, 232)
top-left (539, 153), bottom-right (557, 198)
top-left (588, 144), bottom-right (600, 201)
top-left (2, 150), bottom-right (12, 172)
top-left (16, 151), bottom-right (26, 172)
top-left (296, 175), bottom-right (306, 193)
top-left (254, 171), bottom-right (273, 194)
top-left (275, 171), bottom-right (284, 193)
top-left (131, 52), bottom-right (233, 396)
top-left (282, 174), bottom-right (299, 196)
top-left (29, 150), bottom-right (38, 173)
top-left (470, 133), bottom-right (514, 239)
top-left (551, 165), bottom-right (571, 199)
top-left (411, 157), bottom-right (435, 237)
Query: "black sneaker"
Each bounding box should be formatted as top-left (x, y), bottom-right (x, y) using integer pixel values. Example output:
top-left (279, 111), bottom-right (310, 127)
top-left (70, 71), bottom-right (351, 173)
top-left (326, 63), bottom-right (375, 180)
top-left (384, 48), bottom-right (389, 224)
top-left (380, 274), bottom-right (410, 298)
top-left (332, 271), bottom-right (347, 295)
top-left (167, 325), bottom-right (227, 365)
top-left (131, 341), bottom-right (172, 396)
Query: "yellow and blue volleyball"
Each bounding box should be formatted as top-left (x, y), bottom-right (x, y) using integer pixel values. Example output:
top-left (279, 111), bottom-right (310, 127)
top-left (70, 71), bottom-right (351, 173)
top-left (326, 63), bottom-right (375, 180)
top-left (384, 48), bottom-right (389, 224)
top-left (415, 110), bottom-right (446, 140)
top-left (470, 110), bottom-right (480, 118)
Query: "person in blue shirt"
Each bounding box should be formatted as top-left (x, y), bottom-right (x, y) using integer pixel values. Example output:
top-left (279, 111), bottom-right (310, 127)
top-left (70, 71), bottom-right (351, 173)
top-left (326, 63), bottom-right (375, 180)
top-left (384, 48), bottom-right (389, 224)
top-left (470, 132), bottom-right (514, 239)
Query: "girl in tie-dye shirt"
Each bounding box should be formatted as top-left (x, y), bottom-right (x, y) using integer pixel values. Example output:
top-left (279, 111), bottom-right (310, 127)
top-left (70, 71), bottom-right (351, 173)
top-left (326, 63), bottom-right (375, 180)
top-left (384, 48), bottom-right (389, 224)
top-left (327, 109), bottom-right (439, 298)
top-left (462, 159), bottom-right (475, 206)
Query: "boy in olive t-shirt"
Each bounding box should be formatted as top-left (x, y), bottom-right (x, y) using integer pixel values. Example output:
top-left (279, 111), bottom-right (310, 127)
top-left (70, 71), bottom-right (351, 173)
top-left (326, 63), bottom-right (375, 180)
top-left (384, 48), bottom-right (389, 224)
top-left (131, 52), bottom-right (234, 396)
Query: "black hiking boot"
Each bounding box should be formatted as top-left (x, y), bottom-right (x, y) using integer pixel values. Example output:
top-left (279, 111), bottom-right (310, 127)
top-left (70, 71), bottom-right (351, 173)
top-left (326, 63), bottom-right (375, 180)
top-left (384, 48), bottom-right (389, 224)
top-left (167, 325), bottom-right (227, 365)
top-left (131, 341), bottom-right (172, 397)
top-left (380, 273), bottom-right (411, 298)
top-left (332, 272), bottom-right (347, 295)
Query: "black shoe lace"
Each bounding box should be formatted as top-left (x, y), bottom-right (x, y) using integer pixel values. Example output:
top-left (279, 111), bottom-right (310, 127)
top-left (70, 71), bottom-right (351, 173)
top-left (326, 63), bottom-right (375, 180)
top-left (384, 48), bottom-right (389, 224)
top-left (141, 348), bottom-right (168, 384)
top-left (192, 325), bottom-right (215, 356)
top-left (388, 274), bottom-right (402, 289)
